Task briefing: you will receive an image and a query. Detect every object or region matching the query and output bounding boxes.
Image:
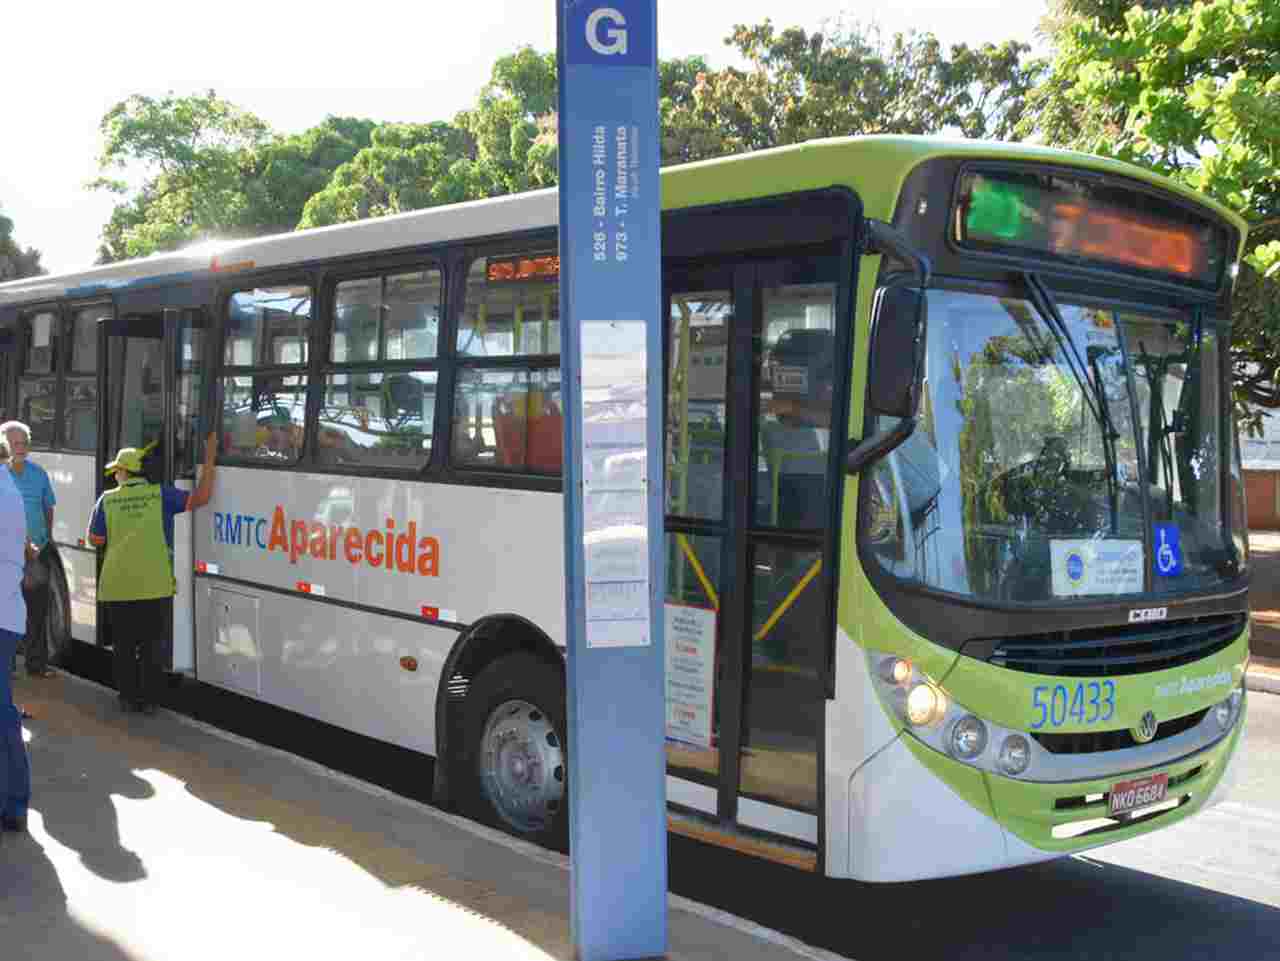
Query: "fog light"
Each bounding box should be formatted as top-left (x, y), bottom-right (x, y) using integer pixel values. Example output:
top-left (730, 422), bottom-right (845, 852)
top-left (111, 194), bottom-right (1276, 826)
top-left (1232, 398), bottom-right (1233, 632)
top-left (1213, 698), bottom-right (1233, 731)
top-left (906, 683), bottom-right (946, 726)
top-left (880, 657), bottom-right (912, 686)
top-left (949, 715), bottom-right (988, 760)
top-left (998, 734), bottom-right (1031, 776)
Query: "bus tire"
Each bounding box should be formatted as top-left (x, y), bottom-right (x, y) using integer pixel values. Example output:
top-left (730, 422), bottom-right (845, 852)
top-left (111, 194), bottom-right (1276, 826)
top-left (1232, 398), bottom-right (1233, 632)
top-left (45, 555), bottom-right (73, 668)
top-left (461, 652), bottom-right (569, 850)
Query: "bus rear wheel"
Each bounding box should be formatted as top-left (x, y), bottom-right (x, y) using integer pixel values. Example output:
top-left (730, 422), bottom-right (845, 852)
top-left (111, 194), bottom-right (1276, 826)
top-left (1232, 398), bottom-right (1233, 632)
top-left (462, 653), bottom-right (568, 850)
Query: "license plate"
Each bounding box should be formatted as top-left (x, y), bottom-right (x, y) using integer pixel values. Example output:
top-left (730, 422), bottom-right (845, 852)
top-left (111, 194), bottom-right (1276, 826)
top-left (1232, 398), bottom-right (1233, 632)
top-left (1109, 773), bottom-right (1169, 816)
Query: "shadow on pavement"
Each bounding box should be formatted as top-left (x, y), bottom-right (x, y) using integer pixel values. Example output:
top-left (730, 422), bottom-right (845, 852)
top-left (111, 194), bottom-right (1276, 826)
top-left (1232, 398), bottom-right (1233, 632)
top-left (22, 698), bottom-right (154, 885)
top-left (0, 828), bottom-right (148, 960)
top-left (14, 675), bottom-right (571, 960)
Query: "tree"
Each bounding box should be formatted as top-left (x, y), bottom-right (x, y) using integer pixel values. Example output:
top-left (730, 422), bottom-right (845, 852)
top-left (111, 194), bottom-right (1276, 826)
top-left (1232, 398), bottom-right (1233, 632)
top-left (0, 210), bottom-right (44, 281)
top-left (660, 20), bottom-right (1044, 164)
top-left (245, 117), bottom-right (380, 235)
top-left (0, 208), bottom-right (44, 280)
top-left (93, 91), bottom-right (272, 261)
top-left (93, 93), bottom-right (376, 261)
top-left (298, 122), bottom-right (478, 228)
top-left (1020, 0), bottom-right (1280, 416)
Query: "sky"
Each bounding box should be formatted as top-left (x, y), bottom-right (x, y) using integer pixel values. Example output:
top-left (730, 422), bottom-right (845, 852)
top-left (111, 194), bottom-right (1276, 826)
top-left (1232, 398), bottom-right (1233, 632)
top-left (1, 1), bottom-right (1047, 275)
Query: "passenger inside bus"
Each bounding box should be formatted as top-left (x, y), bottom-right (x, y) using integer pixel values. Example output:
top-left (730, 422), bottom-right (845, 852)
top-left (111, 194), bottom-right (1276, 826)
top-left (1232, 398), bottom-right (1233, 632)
top-left (758, 328), bottom-right (833, 529)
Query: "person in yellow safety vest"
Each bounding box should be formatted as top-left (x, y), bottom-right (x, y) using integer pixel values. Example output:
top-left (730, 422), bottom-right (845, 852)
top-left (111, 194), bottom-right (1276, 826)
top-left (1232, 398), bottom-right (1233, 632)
top-left (87, 435), bottom-right (218, 714)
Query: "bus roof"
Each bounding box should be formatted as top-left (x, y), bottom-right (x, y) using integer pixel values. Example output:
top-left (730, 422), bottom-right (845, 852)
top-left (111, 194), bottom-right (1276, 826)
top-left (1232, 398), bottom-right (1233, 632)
top-left (0, 135), bottom-right (1248, 309)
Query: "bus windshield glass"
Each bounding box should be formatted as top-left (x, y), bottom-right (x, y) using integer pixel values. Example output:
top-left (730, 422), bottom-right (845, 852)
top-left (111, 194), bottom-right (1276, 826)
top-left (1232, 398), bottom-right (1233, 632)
top-left (863, 288), bottom-right (1231, 603)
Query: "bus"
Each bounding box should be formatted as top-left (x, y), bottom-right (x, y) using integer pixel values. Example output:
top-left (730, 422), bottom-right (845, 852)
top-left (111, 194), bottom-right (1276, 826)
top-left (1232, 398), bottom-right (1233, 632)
top-left (0, 136), bottom-right (1252, 881)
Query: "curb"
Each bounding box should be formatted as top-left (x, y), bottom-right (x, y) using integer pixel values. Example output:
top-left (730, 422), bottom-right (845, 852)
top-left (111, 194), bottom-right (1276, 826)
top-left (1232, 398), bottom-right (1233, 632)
top-left (1246, 669), bottom-right (1280, 696)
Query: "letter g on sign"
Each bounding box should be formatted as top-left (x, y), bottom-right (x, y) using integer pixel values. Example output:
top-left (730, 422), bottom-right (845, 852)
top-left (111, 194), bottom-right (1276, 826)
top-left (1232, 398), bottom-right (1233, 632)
top-left (586, 7), bottom-right (627, 55)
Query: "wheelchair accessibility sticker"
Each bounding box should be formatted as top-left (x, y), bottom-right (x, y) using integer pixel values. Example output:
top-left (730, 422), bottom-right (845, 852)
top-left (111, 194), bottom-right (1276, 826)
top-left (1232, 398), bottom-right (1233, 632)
top-left (1154, 523), bottom-right (1183, 577)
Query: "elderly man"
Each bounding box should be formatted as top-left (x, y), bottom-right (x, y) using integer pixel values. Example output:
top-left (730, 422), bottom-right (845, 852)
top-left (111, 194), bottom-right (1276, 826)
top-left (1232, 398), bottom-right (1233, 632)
top-left (0, 421), bottom-right (57, 679)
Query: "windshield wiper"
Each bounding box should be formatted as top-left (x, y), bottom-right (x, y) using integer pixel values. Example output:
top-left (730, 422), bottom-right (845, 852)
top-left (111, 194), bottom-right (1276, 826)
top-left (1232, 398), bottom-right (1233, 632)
top-left (1023, 272), bottom-right (1121, 531)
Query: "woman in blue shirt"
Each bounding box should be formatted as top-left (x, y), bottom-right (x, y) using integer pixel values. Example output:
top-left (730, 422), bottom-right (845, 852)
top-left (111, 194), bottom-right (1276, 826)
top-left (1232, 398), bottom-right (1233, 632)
top-left (0, 433), bottom-right (33, 832)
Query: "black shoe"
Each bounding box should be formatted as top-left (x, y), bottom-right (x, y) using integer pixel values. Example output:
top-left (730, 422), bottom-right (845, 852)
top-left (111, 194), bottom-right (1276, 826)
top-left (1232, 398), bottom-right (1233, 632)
top-left (139, 702), bottom-right (157, 716)
top-left (1, 815), bottom-right (27, 833)
top-left (117, 695), bottom-right (136, 713)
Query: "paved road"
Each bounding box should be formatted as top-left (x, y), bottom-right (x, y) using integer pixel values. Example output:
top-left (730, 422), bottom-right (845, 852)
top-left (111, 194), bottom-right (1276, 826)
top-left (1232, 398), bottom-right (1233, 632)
top-left (670, 691), bottom-right (1280, 961)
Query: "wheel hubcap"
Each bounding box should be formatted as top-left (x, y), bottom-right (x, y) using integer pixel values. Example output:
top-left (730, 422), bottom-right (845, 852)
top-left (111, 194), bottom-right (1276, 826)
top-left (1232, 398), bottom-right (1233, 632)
top-left (479, 699), bottom-right (565, 834)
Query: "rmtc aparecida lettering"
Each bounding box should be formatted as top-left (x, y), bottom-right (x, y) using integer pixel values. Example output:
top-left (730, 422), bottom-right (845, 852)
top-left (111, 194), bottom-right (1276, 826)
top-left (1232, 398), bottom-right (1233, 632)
top-left (213, 505), bottom-right (440, 576)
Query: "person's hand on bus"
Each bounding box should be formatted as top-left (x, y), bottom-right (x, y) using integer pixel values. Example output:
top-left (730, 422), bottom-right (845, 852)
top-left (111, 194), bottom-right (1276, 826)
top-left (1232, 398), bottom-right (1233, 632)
top-left (187, 433), bottom-right (219, 511)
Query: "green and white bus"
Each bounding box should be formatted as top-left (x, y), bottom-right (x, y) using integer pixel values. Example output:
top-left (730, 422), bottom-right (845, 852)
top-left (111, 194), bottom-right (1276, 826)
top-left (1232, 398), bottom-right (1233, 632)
top-left (0, 135), bottom-right (1251, 880)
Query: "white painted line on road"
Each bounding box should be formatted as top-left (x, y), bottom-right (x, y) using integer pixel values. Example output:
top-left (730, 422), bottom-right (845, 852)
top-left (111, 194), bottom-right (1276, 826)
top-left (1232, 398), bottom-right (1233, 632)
top-left (56, 670), bottom-right (856, 961)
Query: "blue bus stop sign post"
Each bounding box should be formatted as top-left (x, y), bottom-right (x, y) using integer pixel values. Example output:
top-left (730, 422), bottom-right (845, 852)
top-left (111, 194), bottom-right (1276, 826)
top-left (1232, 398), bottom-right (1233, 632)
top-left (557, 2), bottom-right (667, 959)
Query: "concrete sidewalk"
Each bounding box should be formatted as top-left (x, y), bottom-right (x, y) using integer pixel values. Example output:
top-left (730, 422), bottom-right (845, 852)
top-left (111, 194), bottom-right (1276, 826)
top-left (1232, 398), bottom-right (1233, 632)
top-left (1, 674), bottom-right (842, 961)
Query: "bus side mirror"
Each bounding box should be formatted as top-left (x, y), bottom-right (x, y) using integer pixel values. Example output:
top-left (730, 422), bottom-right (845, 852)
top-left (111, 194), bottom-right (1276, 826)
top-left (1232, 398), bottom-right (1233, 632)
top-left (868, 287), bottom-right (927, 419)
top-left (847, 287), bottom-right (927, 474)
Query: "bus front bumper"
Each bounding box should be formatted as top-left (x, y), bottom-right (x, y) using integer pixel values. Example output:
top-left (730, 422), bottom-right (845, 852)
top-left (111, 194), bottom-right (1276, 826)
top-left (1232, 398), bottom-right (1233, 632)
top-left (846, 701), bottom-right (1246, 882)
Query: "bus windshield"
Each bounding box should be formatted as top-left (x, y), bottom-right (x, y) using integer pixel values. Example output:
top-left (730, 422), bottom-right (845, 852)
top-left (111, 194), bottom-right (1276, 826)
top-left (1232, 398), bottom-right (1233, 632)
top-left (863, 287), bottom-right (1232, 603)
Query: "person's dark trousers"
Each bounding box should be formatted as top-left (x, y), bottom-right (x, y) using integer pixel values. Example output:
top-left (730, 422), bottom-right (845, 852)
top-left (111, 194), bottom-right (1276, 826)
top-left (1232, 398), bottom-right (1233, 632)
top-left (0, 628), bottom-right (32, 822)
top-left (21, 547), bottom-right (51, 675)
top-left (106, 598), bottom-right (170, 709)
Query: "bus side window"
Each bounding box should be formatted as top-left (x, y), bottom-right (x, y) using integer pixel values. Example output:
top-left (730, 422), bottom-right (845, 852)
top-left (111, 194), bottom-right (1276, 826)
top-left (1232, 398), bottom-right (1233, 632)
top-left (318, 268), bottom-right (440, 471)
top-left (175, 308), bottom-right (207, 476)
top-left (454, 252), bottom-right (562, 475)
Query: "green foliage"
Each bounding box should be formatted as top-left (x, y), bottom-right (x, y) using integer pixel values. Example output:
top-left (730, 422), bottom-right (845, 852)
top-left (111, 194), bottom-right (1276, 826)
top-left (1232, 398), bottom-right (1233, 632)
top-left (89, 21), bottom-right (1046, 251)
top-left (93, 93), bottom-right (374, 261)
top-left (661, 20), bottom-right (1044, 164)
top-left (0, 208), bottom-right (45, 280)
top-left (1020, 0), bottom-right (1280, 410)
top-left (299, 122), bottom-right (479, 228)
top-left (93, 91), bottom-right (271, 261)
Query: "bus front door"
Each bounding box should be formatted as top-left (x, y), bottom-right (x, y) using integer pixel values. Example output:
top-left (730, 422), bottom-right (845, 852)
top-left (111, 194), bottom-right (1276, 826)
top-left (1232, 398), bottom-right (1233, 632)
top-left (663, 252), bottom-right (843, 859)
top-left (98, 306), bottom-right (208, 675)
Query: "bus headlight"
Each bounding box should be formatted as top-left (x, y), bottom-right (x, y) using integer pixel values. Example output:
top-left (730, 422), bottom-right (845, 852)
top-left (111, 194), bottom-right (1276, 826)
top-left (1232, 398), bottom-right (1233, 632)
top-left (907, 683), bottom-right (947, 727)
top-left (868, 648), bottom-right (1035, 779)
top-left (998, 735), bottom-right (1031, 775)
top-left (1214, 688), bottom-right (1244, 732)
top-left (948, 715), bottom-right (988, 760)
top-left (880, 657), bottom-right (913, 686)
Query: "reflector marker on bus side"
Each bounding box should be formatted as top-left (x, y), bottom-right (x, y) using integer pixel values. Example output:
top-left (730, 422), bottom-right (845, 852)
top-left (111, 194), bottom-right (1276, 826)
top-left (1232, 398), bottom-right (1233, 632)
top-left (296, 581), bottom-right (326, 596)
top-left (196, 561), bottom-right (220, 575)
top-left (421, 606), bottom-right (457, 622)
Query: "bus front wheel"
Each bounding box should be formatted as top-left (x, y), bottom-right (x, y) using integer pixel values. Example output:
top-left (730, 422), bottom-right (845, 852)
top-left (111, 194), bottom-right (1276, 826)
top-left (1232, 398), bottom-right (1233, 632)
top-left (462, 653), bottom-right (569, 850)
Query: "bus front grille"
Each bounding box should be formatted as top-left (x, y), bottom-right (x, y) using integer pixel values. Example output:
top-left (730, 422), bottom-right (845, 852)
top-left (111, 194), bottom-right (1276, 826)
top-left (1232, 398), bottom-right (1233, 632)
top-left (980, 613), bottom-right (1244, 678)
top-left (1032, 708), bottom-right (1208, 754)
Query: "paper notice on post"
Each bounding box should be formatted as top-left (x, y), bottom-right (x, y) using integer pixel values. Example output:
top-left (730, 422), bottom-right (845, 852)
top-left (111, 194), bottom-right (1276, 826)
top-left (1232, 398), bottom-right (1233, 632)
top-left (581, 325), bottom-right (651, 647)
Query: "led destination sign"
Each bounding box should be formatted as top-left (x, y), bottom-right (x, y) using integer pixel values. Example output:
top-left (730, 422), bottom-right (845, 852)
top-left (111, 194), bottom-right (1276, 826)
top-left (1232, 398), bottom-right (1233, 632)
top-left (486, 254), bottom-right (560, 282)
top-left (956, 169), bottom-right (1229, 285)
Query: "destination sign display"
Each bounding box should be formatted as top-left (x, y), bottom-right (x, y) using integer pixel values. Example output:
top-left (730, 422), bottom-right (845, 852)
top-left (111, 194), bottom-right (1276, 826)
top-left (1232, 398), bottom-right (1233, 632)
top-left (956, 168), bottom-right (1229, 286)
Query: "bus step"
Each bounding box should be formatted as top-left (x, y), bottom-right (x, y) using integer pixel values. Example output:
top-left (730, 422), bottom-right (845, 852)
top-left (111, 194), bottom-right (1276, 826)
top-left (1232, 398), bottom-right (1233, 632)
top-left (667, 809), bottom-right (818, 872)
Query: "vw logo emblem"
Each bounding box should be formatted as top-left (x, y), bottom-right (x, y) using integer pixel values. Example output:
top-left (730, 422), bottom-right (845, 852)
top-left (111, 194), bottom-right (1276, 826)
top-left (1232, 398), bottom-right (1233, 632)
top-left (1132, 711), bottom-right (1159, 744)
